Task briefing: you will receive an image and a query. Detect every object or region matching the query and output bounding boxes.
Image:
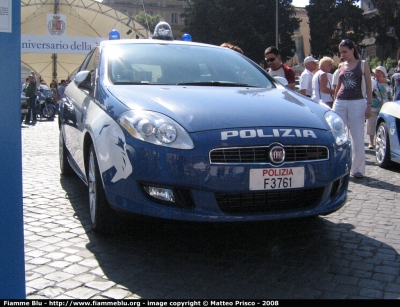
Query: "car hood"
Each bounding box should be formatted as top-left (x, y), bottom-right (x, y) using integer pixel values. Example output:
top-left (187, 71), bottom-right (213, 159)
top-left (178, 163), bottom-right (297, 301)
top-left (107, 85), bottom-right (329, 133)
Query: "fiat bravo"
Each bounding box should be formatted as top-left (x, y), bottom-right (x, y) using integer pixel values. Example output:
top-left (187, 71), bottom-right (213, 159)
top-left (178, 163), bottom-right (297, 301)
top-left (59, 27), bottom-right (351, 234)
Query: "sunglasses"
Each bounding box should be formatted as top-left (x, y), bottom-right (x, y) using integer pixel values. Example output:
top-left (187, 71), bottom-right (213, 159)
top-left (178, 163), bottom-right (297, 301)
top-left (265, 57), bottom-right (276, 62)
top-left (340, 39), bottom-right (354, 48)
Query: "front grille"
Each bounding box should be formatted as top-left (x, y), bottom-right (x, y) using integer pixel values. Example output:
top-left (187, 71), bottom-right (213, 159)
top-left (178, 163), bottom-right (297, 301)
top-left (210, 146), bottom-right (328, 164)
top-left (215, 187), bottom-right (324, 213)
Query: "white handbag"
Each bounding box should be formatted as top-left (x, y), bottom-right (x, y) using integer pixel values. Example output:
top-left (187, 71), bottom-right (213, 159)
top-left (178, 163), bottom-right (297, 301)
top-left (361, 60), bottom-right (366, 98)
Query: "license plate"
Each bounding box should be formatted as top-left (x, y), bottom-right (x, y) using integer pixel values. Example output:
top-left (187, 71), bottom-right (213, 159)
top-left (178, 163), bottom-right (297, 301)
top-left (249, 167), bottom-right (304, 190)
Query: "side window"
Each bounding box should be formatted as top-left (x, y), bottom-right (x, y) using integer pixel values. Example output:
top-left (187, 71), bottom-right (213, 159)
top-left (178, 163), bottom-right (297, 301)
top-left (79, 48), bottom-right (96, 72)
top-left (85, 48), bottom-right (100, 86)
top-left (86, 49), bottom-right (99, 75)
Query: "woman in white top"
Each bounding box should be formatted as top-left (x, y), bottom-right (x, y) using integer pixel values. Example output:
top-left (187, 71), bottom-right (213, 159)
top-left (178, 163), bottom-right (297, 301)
top-left (311, 56), bottom-right (335, 108)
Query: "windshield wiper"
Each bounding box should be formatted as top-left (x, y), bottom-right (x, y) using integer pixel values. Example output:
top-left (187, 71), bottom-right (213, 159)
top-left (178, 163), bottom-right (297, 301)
top-left (113, 81), bottom-right (151, 85)
top-left (175, 81), bottom-right (255, 87)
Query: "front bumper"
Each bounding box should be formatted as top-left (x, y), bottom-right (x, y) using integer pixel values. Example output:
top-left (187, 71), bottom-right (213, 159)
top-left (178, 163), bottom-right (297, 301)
top-left (101, 128), bottom-right (351, 222)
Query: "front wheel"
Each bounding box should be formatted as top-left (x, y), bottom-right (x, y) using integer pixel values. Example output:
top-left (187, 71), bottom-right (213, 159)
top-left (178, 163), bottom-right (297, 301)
top-left (375, 122), bottom-right (392, 168)
top-left (59, 129), bottom-right (74, 176)
top-left (42, 104), bottom-right (56, 119)
top-left (87, 144), bottom-right (122, 234)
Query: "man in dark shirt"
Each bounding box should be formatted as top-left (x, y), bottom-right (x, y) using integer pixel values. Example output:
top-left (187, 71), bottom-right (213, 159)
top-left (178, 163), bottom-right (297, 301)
top-left (24, 75), bottom-right (37, 125)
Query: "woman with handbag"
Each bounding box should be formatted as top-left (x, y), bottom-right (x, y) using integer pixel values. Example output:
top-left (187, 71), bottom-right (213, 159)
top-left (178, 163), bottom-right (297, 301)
top-left (333, 39), bottom-right (372, 179)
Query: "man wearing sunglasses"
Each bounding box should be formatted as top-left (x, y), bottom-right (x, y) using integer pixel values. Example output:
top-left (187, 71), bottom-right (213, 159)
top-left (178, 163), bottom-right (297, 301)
top-left (265, 46), bottom-right (296, 90)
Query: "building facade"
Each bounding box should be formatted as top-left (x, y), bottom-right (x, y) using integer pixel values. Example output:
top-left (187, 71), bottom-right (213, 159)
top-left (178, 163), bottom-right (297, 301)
top-left (289, 7), bottom-right (312, 76)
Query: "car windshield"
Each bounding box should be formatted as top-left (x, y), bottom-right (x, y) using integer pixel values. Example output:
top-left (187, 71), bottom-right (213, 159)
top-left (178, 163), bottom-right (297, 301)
top-left (105, 43), bottom-right (274, 88)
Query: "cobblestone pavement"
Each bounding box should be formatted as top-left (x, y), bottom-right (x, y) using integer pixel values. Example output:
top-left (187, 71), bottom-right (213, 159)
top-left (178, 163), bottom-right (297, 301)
top-left (22, 118), bottom-right (400, 299)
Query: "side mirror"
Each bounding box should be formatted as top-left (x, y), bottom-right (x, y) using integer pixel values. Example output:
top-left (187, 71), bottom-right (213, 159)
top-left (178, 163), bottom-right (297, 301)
top-left (274, 76), bottom-right (288, 86)
top-left (75, 70), bottom-right (93, 92)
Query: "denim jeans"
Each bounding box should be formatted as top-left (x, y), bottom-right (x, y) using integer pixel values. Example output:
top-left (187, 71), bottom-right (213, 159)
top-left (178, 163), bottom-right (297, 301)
top-left (333, 99), bottom-right (366, 175)
top-left (25, 96), bottom-right (37, 123)
top-left (395, 84), bottom-right (400, 101)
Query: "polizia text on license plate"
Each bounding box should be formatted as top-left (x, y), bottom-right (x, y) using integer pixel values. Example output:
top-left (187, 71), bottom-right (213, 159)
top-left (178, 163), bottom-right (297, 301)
top-left (249, 167), bottom-right (305, 190)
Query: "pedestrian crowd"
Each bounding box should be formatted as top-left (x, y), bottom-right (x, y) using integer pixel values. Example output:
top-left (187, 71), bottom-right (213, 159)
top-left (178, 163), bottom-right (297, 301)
top-left (21, 74), bottom-right (69, 125)
top-left (244, 41), bottom-right (391, 179)
top-left (263, 40), bottom-right (398, 179)
top-left (23, 42), bottom-right (399, 180)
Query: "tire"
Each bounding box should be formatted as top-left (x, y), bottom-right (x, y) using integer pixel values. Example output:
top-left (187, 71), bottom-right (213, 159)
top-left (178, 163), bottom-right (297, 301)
top-left (59, 129), bottom-right (74, 176)
top-left (42, 104), bottom-right (56, 119)
top-left (375, 122), bottom-right (392, 168)
top-left (87, 144), bottom-right (122, 235)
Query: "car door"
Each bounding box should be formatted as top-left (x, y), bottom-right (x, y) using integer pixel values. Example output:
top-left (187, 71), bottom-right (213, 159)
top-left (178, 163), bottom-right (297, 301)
top-left (64, 47), bottom-right (99, 179)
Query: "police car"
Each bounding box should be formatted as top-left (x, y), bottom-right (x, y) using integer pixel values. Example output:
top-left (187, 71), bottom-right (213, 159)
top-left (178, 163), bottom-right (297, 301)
top-left (375, 100), bottom-right (400, 167)
top-left (59, 22), bottom-right (351, 234)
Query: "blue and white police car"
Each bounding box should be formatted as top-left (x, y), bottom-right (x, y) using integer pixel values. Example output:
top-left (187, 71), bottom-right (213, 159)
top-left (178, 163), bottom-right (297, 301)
top-left (375, 100), bottom-right (400, 167)
top-left (59, 22), bottom-right (351, 234)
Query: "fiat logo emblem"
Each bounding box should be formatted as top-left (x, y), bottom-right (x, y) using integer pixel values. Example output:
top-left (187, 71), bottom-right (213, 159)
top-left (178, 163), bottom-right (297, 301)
top-left (269, 146), bottom-right (285, 164)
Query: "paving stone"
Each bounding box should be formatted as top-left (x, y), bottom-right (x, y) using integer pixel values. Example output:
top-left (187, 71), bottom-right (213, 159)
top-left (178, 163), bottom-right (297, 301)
top-left (22, 118), bottom-right (400, 299)
top-left (86, 281), bottom-right (115, 291)
top-left (25, 277), bottom-right (55, 290)
top-left (64, 287), bottom-right (99, 299)
top-left (44, 271), bottom-right (75, 282)
top-left (63, 264), bottom-right (90, 274)
top-left (27, 257), bottom-right (51, 265)
top-left (384, 292), bottom-right (400, 299)
top-left (359, 288), bottom-right (383, 299)
top-left (56, 280), bottom-right (83, 290)
top-left (32, 266), bottom-right (57, 275)
top-left (101, 288), bottom-right (132, 299)
top-left (48, 261), bottom-right (70, 269)
top-left (37, 287), bottom-right (65, 298)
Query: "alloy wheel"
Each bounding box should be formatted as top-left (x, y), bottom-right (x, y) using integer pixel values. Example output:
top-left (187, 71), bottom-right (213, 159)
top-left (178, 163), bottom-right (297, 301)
top-left (88, 151), bottom-right (97, 224)
top-left (375, 124), bottom-right (387, 164)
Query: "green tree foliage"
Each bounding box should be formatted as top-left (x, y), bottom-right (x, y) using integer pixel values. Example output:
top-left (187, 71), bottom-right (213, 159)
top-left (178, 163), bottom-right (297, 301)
top-left (368, 0), bottom-right (400, 60)
top-left (306, 0), bottom-right (337, 57)
top-left (134, 12), bottom-right (163, 35)
top-left (384, 57), bottom-right (396, 70)
top-left (181, 0), bottom-right (300, 64)
top-left (367, 56), bottom-right (395, 74)
top-left (306, 0), bottom-right (368, 58)
top-left (366, 56), bottom-right (380, 72)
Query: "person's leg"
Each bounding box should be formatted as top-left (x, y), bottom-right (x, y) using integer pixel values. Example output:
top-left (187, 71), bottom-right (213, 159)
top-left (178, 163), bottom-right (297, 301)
top-left (366, 111), bottom-right (378, 148)
top-left (29, 96), bottom-right (37, 124)
top-left (347, 99), bottom-right (367, 176)
top-left (24, 105), bottom-right (31, 124)
top-left (396, 83), bottom-right (400, 100)
top-left (333, 99), bottom-right (348, 126)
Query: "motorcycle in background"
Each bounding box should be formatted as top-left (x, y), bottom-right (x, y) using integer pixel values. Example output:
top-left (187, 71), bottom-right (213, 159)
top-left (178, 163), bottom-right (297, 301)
top-left (36, 85), bottom-right (56, 120)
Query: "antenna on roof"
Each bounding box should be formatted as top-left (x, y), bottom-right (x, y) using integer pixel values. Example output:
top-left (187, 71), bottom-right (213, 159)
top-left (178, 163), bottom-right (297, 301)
top-left (140, 0), bottom-right (151, 38)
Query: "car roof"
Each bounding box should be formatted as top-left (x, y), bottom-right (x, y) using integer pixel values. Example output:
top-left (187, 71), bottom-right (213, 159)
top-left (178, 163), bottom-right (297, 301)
top-left (99, 38), bottom-right (223, 51)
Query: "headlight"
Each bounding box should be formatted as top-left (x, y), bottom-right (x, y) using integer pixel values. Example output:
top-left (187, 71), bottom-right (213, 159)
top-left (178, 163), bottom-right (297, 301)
top-left (118, 110), bottom-right (194, 149)
top-left (325, 110), bottom-right (348, 146)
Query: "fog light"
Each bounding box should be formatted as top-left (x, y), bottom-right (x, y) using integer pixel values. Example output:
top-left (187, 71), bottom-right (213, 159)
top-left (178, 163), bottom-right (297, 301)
top-left (144, 186), bottom-right (175, 202)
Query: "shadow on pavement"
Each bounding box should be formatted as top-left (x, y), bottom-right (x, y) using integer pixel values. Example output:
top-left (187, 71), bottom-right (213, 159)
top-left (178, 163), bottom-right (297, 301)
top-left (60, 174), bottom-right (400, 299)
